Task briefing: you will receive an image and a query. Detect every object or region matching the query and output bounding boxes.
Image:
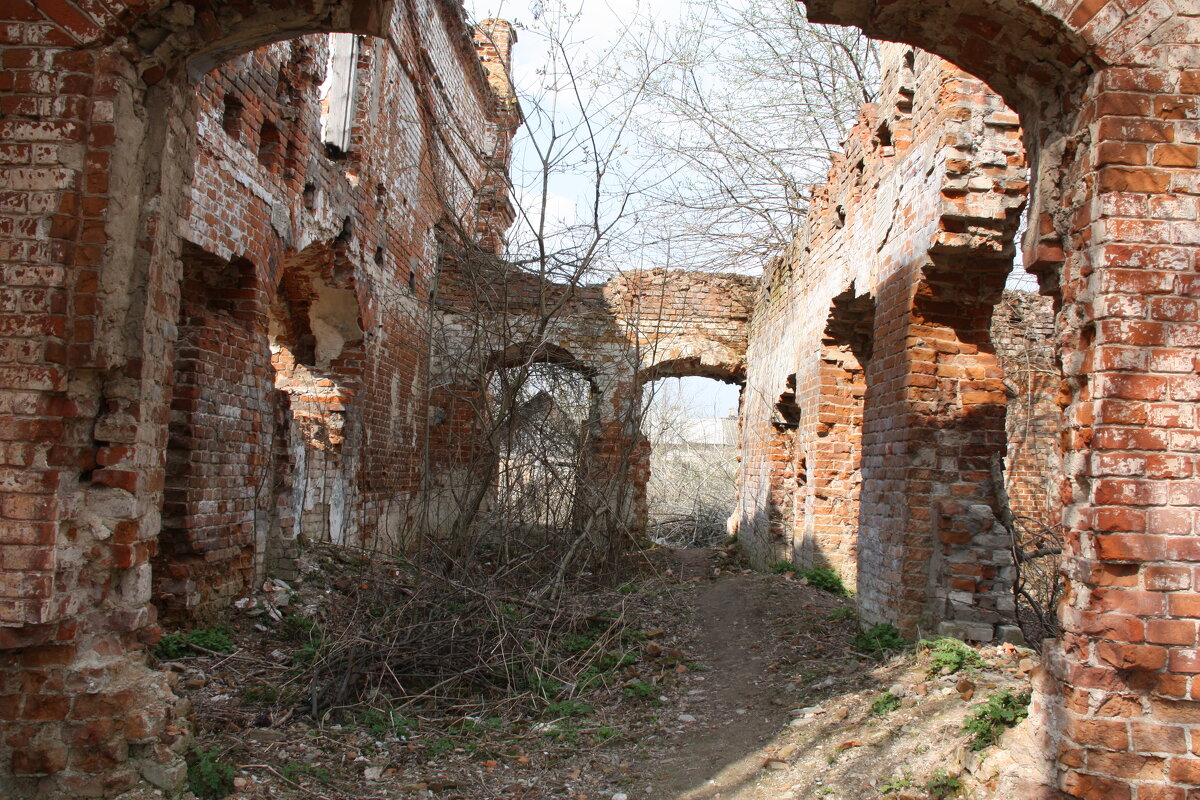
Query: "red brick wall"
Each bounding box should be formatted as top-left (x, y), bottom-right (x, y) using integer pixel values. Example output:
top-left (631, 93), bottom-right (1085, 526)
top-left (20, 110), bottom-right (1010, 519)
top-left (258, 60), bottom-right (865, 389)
top-left (800, 1), bottom-right (1200, 796)
top-left (738, 47), bottom-right (1028, 640)
top-left (0, 1), bottom-right (519, 794)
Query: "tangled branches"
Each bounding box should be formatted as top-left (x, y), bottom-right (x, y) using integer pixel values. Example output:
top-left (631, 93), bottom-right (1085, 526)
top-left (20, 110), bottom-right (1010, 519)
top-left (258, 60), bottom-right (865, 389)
top-left (991, 455), bottom-right (1063, 652)
top-left (282, 548), bottom-right (650, 723)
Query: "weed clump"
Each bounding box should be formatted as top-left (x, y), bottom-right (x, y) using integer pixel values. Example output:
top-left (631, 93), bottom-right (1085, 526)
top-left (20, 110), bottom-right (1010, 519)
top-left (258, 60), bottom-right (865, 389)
top-left (869, 691), bottom-right (901, 716)
top-left (359, 708), bottom-right (413, 739)
top-left (924, 768), bottom-right (964, 798)
top-left (544, 699), bottom-right (594, 718)
top-left (623, 680), bottom-right (657, 700)
top-left (852, 623), bottom-right (906, 655)
top-left (826, 607), bottom-right (856, 622)
top-left (770, 561), bottom-right (849, 596)
top-left (919, 637), bottom-right (983, 677)
top-left (186, 747), bottom-right (235, 799)
top-left (963, 689), bottom-right (1031, 750)
top-left (157, 625), bottom-right (233, 659)
top-left (799, 566), bottom-right (849, 596)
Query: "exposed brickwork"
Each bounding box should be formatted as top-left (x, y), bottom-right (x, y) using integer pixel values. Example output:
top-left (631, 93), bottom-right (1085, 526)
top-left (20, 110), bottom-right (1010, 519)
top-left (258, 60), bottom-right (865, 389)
top-left (0, 1), bottom-right (519, 794)
top-left (799, 1), bottom-right (1200, 797)
top-left (738, 46), bottom-right (1029, 640)
top-left (0, 0), bottom-right (1196, 796)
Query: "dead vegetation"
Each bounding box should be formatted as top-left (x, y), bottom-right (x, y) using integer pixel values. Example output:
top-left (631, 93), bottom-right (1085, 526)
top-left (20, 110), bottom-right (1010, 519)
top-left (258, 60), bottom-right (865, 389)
top-left (161, 545), bottom-right (716, 799)
top-left (159, 545), bottom-right (1040, 800)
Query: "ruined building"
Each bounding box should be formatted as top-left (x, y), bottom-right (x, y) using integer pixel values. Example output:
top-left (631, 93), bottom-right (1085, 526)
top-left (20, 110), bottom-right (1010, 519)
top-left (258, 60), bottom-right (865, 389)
top-left (0, 0), bottom-right (1198, 798)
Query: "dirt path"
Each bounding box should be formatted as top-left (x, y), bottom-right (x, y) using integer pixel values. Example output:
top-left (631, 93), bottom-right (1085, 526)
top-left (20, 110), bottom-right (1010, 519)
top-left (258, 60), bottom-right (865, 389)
top-left (625, 550), bottom-right (1042, 800)
top-left (633, 549), bottom-right (836, 799)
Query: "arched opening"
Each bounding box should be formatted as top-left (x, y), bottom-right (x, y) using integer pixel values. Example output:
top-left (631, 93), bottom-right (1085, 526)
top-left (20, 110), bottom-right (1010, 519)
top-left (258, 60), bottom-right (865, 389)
top-left (641, 375), bottom-right (742, 549)
top-left (789, 3), bottom-right (1195, 795)
top-left (489, 362), bottom-right (599, 534)
top-left (422, 341), bottom-right (603, 571)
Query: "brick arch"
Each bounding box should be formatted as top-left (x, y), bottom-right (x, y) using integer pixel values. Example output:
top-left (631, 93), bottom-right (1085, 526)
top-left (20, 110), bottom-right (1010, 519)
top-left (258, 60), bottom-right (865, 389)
top-left (485, 342), bottom-right (596, 378)
top-left (635, 341), bottom-right (746, 385)
top-left (636, 356), bottom-right (745, 386)
top-left (800, 2), bottom-right (1200, 798)
top-left (22, 0), bottom-right (394, 79)
top-left (801, 0), bottom-right (1097, 117)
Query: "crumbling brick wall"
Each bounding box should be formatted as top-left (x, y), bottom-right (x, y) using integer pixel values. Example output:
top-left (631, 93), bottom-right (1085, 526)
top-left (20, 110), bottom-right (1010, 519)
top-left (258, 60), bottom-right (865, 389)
top-left (424, 265), bottom-right (755, 544)
top-left (798, 1), bottom-right (1200, 796)
top-left (738, 45), bottom-right (1031, 640)
top-left (0, 1), bottom-right (519, 795)
top-left (2, 0), bottom-right (1198, 796)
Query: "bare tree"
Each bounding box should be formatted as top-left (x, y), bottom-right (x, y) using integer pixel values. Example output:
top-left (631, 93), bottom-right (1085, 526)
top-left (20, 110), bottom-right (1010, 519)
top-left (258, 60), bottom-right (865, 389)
top-left (394, 5), bottom-right (664, 590)
top-left (598, 0), bottom-right (879, 273)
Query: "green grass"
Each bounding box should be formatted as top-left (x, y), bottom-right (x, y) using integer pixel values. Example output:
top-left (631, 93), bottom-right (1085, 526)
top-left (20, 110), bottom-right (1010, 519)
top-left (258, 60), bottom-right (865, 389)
top-left (359, 708), bottom-right (413, 739)
top-left (186, 747), bottom-right (235, 800)
top-left (623, 680), bottom-right (657, 700)
top-left (238, 684), bottom-right (278, 705)
top-left (544, 700), bottom-right (594, 718)
top-left (428, 737), bottom-right (455, 756)
top-left (769, 562), bottom-right (849, 596)
top-left (798, 566), bottom-right (849, 596)
top-left (591, 726), bottom-right (620, 744)
top-left (826, 607), bottom-right (857, 622)
top-left (280, 763), bottom-right (334, 786)
top-left (852, 623), bottom-right (906, 655)
top-left (869, 691), bottom-right (901, 716)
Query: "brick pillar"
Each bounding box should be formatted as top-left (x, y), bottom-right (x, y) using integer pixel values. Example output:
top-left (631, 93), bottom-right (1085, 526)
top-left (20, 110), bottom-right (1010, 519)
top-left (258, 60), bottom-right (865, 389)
top-left (1049, 61), bottom-right (1200, 799)
top-left (858, 255), bottom-right (1016, 639)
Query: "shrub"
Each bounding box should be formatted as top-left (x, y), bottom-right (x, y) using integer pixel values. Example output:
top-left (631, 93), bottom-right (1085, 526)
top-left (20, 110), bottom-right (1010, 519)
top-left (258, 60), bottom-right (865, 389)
top-left (770, 560), bottom-right (799, 574)
top-left (186, 747), bottom-right (235, 800)
top-left (869, 691), bottom-right (901, 716)
top-left (963, 689), bottom-right (1031, 750)
top-left (852, 623), bottom-right (906, 655)
top-left (919, 637), bottom-right (983, 677)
